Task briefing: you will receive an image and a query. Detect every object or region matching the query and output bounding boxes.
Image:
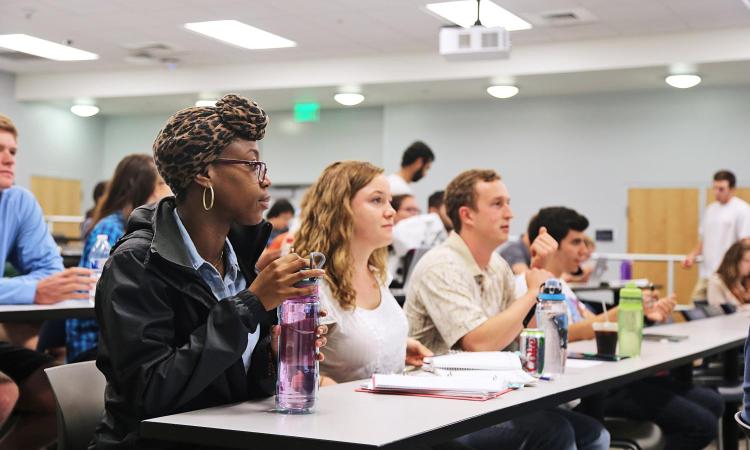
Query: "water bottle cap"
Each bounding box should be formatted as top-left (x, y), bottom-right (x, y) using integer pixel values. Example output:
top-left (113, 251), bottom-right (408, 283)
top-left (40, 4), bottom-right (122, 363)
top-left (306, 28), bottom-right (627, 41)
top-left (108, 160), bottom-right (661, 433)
top-left (619, 281), bottom-right (643, 300)
top-left (293, 251), bottom-right (326, 288)
top-left (538, 278), bottom-right (565, 300)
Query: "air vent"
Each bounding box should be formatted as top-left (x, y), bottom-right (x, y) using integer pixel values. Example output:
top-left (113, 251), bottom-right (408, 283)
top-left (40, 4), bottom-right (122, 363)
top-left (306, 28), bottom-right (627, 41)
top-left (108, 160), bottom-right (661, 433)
top-left (523, 8), bottom-right (597, 27)
top-left (0, 49), bottom-right (47, 62)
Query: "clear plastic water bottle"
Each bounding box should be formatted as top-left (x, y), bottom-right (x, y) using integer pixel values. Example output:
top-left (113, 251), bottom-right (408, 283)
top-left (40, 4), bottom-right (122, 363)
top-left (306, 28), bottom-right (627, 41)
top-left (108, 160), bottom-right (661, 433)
top-left (618, 282), bottom-right (644, 357)
top-left (276, 252), bottom-right (326, 414)
top-left (535, 279), bottom-right (568, 377)
top-left (88, 234), bottom-right (111, 304)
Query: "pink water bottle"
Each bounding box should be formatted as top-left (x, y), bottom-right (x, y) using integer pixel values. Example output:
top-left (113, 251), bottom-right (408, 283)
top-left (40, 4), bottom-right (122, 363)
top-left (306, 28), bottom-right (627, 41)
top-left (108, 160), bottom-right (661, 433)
top-left (275, 252), bottom-right (326, 414)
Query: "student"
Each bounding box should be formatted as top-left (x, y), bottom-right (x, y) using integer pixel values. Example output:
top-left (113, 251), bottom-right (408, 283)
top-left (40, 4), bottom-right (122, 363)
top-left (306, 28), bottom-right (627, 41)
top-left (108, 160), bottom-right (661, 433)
top-left (392, 190), bottom-right (452, 257)
top-left (521, 206), bottom-right (724, 450)
top-left (66, 154), bottom-right (171, 362)
top-left (406, 169), bottom-right (609, 450)
top-left (92, 95), bottom-right (327, 449)
top-left (0, 113), bottom-right (94, 449)
top-left (294, 161), bottom-right (432, 386)
top-left (387, 141), bottom-right (435, 196)
top-left (391, 194), bottom-right (421, 224)
top-left (683, 170), bottom-right (750, 300)
top-left (708, 241), bottom-right (750, 306)
top-left (499, 233), bottom-right (532, 275)
top-left (81, 180), bottom-right (108, 237)
top-left (265, 199), bottom-right (295, 246)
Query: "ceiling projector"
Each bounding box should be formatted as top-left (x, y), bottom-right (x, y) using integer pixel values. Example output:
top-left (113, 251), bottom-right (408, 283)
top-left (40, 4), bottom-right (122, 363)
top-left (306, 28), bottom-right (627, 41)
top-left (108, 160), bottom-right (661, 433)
top-left (439, 25), bottom-right (511, 61)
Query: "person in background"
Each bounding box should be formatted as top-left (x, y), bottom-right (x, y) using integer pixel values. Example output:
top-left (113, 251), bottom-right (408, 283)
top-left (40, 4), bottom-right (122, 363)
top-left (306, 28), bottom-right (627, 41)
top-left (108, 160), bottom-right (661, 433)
top-left (387, 141), bottom-right (435, 196)
top-left (66, 154), bottom-right (171, 363)
top-left (520, 206), bottom-right (723, 450)
top-left (563, 234), bottom-right (596, 283)
top-left (683, 170), bottom-right (750, 300)
top-left (0, 113), bottom-right (89, 450)
top-left (391, 194), bottom-right (421, 224)
top-left (406, 170), bottom-right (609, 450)
top-left (81, 180), bottom-right (108, 238)
top-left (92, 94), bottom-right (327, 449)
top-left (265, 199), bottom-right (295, 246)
top-left (499, 232), bottom-right (532, 275)
top-left (392, 190), bottom-right (452, 256)
top-left (708, 241), bottom-right (750, 306)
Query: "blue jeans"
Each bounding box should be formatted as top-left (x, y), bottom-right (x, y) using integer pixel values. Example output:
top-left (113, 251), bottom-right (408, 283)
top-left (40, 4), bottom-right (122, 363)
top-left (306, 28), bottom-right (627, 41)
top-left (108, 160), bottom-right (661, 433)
top-left (455, 408), bottom-right (610, 450)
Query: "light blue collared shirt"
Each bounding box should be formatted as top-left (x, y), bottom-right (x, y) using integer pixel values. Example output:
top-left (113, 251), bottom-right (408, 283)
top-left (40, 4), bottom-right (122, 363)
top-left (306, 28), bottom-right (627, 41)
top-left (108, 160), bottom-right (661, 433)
top-left (173, 209), bottom-right (259, 371)
top-left (0, 186), bottom-right (63, 304)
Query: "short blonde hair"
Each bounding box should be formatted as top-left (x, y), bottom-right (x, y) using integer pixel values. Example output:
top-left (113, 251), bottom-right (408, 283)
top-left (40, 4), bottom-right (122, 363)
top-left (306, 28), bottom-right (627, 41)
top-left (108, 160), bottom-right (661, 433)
top-left (294, 161), bottom-right (387, 310)
top-left (445, 169), bottom-right (501, 233)
top-left (0, 114), bottom-right (18, 139)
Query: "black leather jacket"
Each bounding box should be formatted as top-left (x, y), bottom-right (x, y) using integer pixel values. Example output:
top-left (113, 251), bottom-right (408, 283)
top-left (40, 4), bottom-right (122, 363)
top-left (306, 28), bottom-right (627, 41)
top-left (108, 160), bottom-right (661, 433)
top-left (90, 197), bottom-right (276, 450)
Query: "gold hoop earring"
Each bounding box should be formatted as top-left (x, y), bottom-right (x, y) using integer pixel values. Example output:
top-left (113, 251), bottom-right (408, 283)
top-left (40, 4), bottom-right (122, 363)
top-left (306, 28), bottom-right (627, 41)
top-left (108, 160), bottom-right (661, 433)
top-left (202, 185), bottom-right (215, 211)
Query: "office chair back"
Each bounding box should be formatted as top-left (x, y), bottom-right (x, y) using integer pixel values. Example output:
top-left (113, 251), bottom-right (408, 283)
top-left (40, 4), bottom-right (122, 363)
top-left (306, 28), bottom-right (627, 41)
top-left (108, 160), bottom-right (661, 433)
top-left (681, 308), bottom-right (708, 321)
top-left (44, 361), bottom-right (106, 450)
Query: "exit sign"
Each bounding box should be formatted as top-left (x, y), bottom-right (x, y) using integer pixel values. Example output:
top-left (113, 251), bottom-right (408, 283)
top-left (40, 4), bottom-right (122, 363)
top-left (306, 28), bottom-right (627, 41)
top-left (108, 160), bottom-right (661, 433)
top-left (294, 103), bottom-right (320, 122)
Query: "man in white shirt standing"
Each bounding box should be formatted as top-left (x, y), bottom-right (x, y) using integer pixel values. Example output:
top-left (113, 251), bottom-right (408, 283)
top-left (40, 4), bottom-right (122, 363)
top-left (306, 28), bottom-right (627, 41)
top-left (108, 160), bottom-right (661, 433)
top-left (386, 141), bottom-right (434, 196)
top-left (683, 170), bottom-right (750, 300)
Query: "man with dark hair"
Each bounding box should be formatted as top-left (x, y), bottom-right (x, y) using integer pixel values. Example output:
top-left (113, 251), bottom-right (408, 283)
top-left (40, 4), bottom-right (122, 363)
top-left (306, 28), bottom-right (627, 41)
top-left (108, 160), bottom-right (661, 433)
top-left (265, 198), bottom-right (295, 246)
top-left (519, 206), bottom-right (723, 450)
top-left (406, 170), bottom-right (609, 450)
top-left (683, 169), bottom-right (750, 300)
top-left (387, 141), bottom-right (435, 196)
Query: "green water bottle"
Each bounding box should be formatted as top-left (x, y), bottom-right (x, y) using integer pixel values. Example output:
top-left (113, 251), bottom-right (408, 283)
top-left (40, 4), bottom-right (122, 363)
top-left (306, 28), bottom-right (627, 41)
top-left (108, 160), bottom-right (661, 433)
top-left (617, 282), bottom-right (644, 357)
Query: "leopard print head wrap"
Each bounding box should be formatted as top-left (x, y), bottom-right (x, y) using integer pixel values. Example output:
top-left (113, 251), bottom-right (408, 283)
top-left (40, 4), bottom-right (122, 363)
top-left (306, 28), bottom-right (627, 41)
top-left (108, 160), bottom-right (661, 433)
top-left (152, 94), bottom-right (269, 196)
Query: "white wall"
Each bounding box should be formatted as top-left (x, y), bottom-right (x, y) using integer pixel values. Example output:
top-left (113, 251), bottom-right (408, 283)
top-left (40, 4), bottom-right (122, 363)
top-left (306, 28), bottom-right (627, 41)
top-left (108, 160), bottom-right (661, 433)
top-left (383, 87), bottom-right (750, 253)
top-left (0, 71), bottom-right (104, 213)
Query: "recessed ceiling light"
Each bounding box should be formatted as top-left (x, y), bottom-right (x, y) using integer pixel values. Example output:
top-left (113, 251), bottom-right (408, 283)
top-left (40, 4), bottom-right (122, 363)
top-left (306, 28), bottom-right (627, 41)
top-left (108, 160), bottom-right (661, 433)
top-left (195, 99), bottom-right (217, 107)
top-left (426, 1), bottom-right (532, 31)
top-left (665, 74), bottom-right (701, 89)
top-left (70, 104), bottom-right (100, 117)
top-left (0, 34), bottom-right (98, 61)
top-left (486, 85), bottom-right (519, 98)
top-left (334, 93), bottom-right (365, 106)
top-left (184, 20), bottom-right (296, 50)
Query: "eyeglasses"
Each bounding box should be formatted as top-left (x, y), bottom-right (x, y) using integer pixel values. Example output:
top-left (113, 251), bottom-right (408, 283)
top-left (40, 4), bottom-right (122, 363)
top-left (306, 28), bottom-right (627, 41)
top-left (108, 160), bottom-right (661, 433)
top-left (213, 158), bottom-right (267, 183)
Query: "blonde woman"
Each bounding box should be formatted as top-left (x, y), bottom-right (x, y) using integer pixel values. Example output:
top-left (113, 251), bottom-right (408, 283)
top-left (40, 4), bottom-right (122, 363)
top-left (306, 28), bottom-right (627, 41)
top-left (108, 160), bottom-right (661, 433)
top-left (294, 161), bottom-right (431, 384)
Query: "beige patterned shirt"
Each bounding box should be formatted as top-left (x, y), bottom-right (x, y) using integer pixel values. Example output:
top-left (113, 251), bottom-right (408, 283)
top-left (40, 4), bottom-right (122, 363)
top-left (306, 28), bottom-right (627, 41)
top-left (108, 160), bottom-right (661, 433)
top-left (404, 232), bottom-right (518, 355)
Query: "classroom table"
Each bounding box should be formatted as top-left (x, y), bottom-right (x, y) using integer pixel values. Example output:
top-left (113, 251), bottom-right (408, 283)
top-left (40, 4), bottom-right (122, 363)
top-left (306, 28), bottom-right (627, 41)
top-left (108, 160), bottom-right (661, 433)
top-left (141, 312), bottom-right (750, 449)
top-left (0, 299), bottom-right (94, 322)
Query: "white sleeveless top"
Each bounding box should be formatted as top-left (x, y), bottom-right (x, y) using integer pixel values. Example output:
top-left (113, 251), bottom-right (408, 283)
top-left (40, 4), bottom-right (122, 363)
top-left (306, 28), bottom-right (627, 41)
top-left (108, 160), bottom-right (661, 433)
top-left (318, 274), bottom-right (408, 383)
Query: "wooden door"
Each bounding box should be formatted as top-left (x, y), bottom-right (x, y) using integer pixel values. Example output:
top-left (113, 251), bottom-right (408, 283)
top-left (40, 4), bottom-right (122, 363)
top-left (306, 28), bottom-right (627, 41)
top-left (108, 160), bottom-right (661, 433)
top-left (627, 188), bottom-right (699, 304)
top-left (30, 176), bottom-right (81, 240)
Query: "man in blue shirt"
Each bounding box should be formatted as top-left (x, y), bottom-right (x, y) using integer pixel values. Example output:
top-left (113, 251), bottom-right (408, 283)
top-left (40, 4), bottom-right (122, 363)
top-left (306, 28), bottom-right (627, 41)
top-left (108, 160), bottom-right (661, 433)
top-left (0, 114), bottom-right (93, 448)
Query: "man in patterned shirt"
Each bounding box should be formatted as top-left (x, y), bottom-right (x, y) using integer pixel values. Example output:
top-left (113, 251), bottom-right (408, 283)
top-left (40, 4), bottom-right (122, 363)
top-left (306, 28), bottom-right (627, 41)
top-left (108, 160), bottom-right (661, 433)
top-left (405, 169), bottom-right (610, 450)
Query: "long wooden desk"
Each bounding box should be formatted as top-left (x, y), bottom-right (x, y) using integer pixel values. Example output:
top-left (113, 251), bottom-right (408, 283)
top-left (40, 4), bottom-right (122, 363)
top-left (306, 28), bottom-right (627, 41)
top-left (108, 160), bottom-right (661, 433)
top-left (141, 313), bottom-right (750, 449)
top-left (0, 299), bottom-right (94, 322)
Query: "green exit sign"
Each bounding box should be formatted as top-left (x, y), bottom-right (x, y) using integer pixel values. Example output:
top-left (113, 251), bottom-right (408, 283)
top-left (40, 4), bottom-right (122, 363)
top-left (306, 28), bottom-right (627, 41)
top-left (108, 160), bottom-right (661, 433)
top-left (294, 102), bottom-right (320, 122)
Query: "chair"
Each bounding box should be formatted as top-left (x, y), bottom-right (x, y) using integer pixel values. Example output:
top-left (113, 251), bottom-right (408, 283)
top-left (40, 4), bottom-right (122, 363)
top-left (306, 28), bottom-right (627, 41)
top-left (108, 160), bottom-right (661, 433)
top-left (44, 361), bottom-right (107, 450)
top-left (721, 303), bottom-right (738, 315)
top-left (606, 417), bottom-right (666, 450)
top-left (681, 308), bottom-right (708, 321)
top-left (702, 304), bottom-right (725, 317)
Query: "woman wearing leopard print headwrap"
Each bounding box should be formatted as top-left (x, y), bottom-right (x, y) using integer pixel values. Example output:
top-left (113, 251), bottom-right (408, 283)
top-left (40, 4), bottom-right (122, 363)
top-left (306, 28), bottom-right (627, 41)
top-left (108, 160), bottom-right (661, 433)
top-left (91, 94), bottom-right (328, 450)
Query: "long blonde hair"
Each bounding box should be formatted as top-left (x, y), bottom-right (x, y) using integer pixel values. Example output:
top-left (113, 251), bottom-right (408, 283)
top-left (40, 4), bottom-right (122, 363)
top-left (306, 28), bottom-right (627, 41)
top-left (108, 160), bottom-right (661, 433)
top-left (294, 161), bottom-right (388, 310)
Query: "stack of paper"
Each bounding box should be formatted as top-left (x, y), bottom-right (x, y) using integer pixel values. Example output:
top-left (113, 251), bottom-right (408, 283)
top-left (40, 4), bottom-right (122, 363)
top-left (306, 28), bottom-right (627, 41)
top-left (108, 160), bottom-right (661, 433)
top-left (358, 374), bottom-right (512, 401)
top-left (357, 352), bottom-right (536, 401)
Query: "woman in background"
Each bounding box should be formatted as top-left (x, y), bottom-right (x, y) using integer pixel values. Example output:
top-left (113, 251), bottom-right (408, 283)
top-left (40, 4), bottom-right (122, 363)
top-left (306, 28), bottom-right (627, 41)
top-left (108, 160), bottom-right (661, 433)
top-left (66, 154), bottom-right (171, 362)
top-left (708, 241), bottom-right (750, 306)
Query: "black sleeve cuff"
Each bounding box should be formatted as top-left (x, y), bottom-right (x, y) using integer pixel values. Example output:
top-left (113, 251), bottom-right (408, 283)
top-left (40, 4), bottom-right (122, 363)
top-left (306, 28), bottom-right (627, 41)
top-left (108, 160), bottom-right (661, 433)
top-left (236, 290), bottom-right (268, 331)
